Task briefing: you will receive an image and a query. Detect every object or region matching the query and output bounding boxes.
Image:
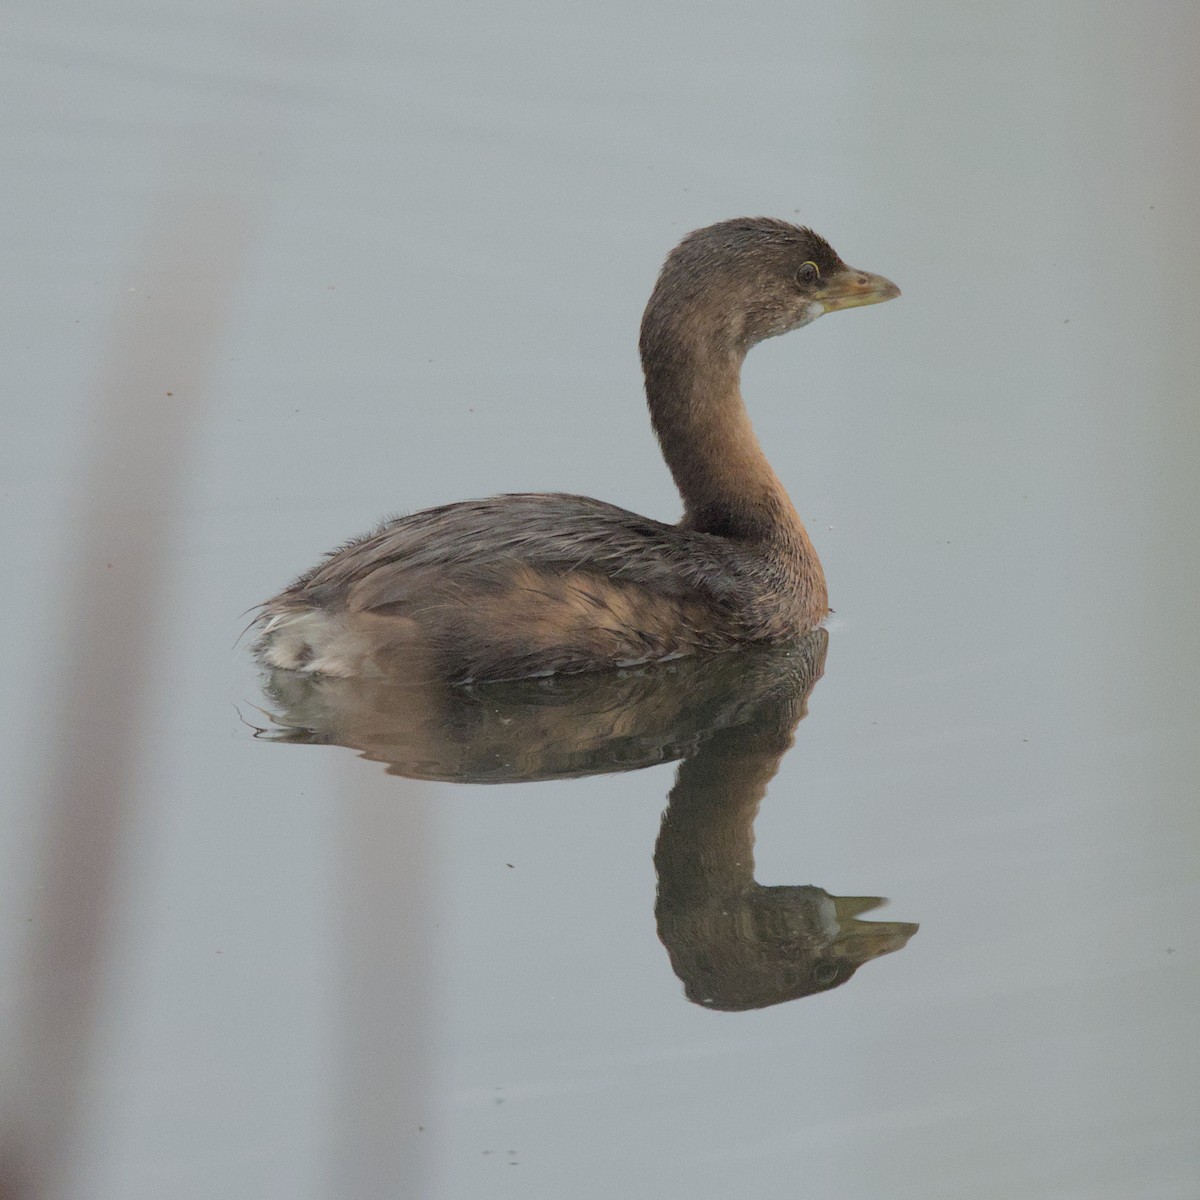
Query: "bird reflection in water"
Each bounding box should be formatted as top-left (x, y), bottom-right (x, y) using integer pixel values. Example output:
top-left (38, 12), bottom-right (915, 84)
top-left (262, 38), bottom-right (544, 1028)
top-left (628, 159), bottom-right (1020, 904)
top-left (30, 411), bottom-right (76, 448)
top-left (257, 629), bottom-right (916, 1010)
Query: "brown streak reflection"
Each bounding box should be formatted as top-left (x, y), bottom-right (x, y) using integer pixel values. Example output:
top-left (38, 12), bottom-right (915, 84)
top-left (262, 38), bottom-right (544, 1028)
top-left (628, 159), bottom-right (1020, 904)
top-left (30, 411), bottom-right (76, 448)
top-left (331, 766), bottom-right (437, 1196)
top-left (0, 193), bottom-right (253, 1198)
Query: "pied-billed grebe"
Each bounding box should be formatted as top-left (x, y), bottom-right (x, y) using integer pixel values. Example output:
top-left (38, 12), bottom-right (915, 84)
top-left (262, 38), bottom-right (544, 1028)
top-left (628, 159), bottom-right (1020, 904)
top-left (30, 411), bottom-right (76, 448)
top-left (253, 218), bottom-right (899, 682)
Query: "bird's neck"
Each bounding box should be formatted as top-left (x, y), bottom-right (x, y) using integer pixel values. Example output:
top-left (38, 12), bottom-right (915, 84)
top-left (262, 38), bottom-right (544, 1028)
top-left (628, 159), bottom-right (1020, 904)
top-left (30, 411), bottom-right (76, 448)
top-left (642, 335), bottom-right (813, 555)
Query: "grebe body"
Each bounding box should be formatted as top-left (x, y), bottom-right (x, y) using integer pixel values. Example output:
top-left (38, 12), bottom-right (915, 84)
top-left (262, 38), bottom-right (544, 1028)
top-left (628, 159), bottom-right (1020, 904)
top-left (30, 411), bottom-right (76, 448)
top-left (254, 218), bottom-right (898, 682)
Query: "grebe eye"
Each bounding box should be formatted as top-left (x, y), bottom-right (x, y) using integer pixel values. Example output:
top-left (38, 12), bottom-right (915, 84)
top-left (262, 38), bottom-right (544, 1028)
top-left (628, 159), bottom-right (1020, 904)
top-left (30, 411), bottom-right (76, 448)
top-left (796, 261), bottom-right (820, 286)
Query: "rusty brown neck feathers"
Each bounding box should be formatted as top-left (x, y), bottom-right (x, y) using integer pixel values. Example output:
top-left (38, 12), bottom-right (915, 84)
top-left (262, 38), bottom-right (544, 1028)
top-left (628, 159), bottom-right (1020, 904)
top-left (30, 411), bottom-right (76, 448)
top-left (639, 288), bottom-right (810, 554)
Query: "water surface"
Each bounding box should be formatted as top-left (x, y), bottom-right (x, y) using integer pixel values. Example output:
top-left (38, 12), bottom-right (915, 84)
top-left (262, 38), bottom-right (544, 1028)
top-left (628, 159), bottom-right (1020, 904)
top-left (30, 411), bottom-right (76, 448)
top-left (2, 2), bottom-right (1198, 1197)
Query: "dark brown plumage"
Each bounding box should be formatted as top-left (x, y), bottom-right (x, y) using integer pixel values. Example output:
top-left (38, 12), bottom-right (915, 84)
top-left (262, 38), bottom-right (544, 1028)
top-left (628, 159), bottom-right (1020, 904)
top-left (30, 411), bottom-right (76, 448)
top-left (253, 217), bottom-right (899, 682)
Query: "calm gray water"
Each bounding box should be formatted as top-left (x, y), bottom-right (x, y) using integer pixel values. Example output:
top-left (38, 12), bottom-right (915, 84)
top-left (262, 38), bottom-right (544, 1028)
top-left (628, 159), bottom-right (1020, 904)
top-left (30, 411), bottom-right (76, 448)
top-left (2, 2), bottom-right (1198, 1197)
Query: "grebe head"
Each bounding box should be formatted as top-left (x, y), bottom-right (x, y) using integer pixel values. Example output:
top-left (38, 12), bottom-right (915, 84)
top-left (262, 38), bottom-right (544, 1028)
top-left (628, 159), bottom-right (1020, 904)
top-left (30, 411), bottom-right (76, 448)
top-left (641, 217), bottom-right (900, 358)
